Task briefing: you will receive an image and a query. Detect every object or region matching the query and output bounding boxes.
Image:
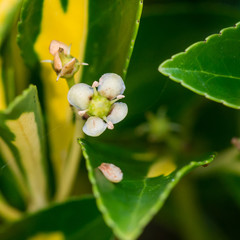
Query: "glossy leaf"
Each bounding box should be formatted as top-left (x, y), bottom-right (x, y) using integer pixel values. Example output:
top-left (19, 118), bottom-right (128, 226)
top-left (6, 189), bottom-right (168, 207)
top-left (18, 0), bottom-right (142, 200)
top-left (103, 3), bottom-right (240, 132)
top-left (0, 197), bottom-right (113, 240)
top-left (80, 139), bottom-right (215, 240)
top-left (81, 0), bottom-right (143, 84)
top-left (0, 85), bottom-right (48, 211)
top-left (159, 21), bottom-right (240, 109)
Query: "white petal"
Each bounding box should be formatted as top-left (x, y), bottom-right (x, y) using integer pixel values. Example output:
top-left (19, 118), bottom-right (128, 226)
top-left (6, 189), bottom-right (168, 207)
top-left (49, 40), bottom-right (69, 56)
top-left (98, 163), bottom-right (123, 183)
top-left (83, 117), bottom-right (107, 137)
top-left (107, 102), bottom-right (128, 124)
top-left (67, 83), bottom-right (93, 110)
top-left (98, 73), bottom-right (125, 100)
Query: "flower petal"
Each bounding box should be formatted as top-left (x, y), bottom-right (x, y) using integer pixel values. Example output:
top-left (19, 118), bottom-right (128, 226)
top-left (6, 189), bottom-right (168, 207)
top-left (67, 83), bottom-right (93, 110)
top-left (49, 40), bottom-right (69, 56)
top-left (83, 117), bottom-right (107, 137)
top-left (107, 102), bottom-right (128, 124)
top-left (98, 73), bottom-right (125, 100)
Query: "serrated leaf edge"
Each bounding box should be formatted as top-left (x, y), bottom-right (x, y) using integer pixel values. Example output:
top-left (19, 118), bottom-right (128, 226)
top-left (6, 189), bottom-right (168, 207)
top-left (80, 139), bottom-right (215, 240)
top-left (159, 22), bottom-right (240, 109)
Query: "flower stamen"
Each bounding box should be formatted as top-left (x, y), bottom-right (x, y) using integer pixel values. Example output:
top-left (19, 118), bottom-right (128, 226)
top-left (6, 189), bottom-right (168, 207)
top-left (107, 121), bottom-right (114, 130)
top-left (111, 95), bottom-right (125, 104)
top-left (41, 59), bottom-right (53, 63)
top-left (78, 109), bottom-right (89, 117)
top-left (79, 62), bottom-right (89, 66)
top-left (117, 95), bottom-right (125, 99)
top-left (103, 116), bottom-right (114, 130)
top-left (92, 81), bottom-right (99, 88)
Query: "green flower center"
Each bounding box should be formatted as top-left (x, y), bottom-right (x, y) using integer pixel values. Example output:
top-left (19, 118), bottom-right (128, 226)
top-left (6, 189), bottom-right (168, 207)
top-left (88, 93), bottom-right (112, 118)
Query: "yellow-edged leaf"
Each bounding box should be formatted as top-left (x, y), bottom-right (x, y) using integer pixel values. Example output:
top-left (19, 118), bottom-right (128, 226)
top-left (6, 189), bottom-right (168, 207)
top-left (0, 85), bottom-right (48, 211)
top-left (6, 112), bottom-right (47, 210)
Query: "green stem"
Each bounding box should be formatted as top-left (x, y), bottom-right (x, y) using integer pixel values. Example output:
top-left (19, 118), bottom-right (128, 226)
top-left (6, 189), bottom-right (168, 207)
top-left (54, 117), bottom-right (84, 201)
top-left (66, 76), bottom-right (75, 88)
top-left (54, 75), bottom-right (83, 201)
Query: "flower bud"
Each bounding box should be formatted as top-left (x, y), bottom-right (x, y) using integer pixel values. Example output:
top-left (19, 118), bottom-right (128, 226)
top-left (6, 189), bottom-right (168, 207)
top-left (48, 40), bottom-right (80, 80)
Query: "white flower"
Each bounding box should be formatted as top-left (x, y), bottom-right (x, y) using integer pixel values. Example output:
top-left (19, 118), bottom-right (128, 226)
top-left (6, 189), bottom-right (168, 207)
top-left (67, 73), bottom-right (128, 137)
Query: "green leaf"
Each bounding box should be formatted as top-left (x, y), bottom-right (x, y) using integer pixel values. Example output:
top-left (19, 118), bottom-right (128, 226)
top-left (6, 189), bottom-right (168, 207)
top-left (80, 139), bottom-right (215, 240)
top-left (118, 2), bottom-right (240, 129)
top-left (0, 197), bottom-right (113, 240)
top-left (81, 0), bottom-right (143, 84)
top-left (159, 21), bottom-right (240, 109)
top-left (0, 154), bottom-right (25, 212)
top-left (0, 85), bottom-right (48, 211)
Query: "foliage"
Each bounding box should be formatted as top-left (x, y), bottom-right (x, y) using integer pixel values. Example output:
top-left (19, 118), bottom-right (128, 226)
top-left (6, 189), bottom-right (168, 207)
top-left (1, 0), bottom-right (240, 240)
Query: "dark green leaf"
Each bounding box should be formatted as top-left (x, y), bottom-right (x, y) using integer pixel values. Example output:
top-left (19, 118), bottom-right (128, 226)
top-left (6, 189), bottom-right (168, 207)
top-left (159, 21), bottom-right (240, 109)
top-left (81, 0), bottom-right (143, 84)
top-left (0, 197), bottom-right (112, 240)
top-left (124, 2), bottom-right (240, 127)
top-left (80, 139), bottom-right (214, 240)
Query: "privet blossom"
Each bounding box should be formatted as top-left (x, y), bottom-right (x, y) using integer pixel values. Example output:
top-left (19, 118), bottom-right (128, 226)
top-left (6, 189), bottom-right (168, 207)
top-left (68, 73), bottom-right (128, 136)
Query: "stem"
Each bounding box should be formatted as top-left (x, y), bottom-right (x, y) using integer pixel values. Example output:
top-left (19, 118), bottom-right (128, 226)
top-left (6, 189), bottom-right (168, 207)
top-left (54, 75), bottom-right (83, 201)
top-left (66, 76), bottom-right (75, 88)
top-left (54, 114), bottom-right (84, 201)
